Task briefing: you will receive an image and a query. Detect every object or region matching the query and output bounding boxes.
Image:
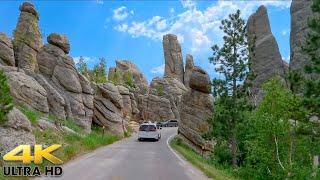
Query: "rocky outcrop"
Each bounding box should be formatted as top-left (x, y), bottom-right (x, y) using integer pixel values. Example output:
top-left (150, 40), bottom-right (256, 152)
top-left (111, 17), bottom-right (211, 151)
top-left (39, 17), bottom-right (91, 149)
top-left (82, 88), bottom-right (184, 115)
top-left (0, 108), bottom-right (35, 153)
top-left (4, 68), bottom-right (49, 113)
top-left (93, 83), bottom-right (126, 136)
top-left (47, 33), bottom-right (70, 54)
top-left (109, 60), bottom-right (148, 93)
top-left (36, 33), bottom-right (93, 132)
top-left (137, 94), bottom-right (175, 122)
top-left (184, 54), bottom-right (194, 87)
top-left (117, 85), bottom-right (140, 121)
top-left (189, 67), bottom-right (211, 93)
top-left (178, 66), bottom-right (213, 154)
top-left (13, 2), bottom-right (42, 73)
top-left (290, 0), bottom-right (313, 76)
top-left (149, 76), bottom-right (187, 120)
top-left (247, 6), bottom-right (287, 103)
top-left (0, 33), bottom-right (15, 66)
top-left (163, 34), bottom-right (184, 82)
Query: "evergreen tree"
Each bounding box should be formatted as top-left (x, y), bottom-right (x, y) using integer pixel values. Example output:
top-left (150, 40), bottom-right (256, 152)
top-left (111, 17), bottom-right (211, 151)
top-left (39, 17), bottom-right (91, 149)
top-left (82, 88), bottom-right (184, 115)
top-left (91, 57), bottom-right (107, 84)
top-left (0, 70), bottom-right (13, 123)
top-left (76, 56), bottom-right (90, 79)
top-left (208, 10), bottom-right (250, 167)
top-left (302, 0), bottom-right (320, 171)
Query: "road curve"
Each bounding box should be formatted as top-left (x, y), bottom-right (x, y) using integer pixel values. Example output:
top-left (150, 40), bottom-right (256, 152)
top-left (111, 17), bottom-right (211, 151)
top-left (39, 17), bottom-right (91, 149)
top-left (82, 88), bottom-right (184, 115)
top-left (41, 127), bottom-right (208, 180)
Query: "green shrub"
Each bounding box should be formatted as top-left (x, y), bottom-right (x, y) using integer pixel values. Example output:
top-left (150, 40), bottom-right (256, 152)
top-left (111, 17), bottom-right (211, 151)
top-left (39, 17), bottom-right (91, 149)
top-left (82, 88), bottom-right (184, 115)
top-left (0, 70), bottom-right (13, 124)
top-left (20, 107), bottom-right (42, 125)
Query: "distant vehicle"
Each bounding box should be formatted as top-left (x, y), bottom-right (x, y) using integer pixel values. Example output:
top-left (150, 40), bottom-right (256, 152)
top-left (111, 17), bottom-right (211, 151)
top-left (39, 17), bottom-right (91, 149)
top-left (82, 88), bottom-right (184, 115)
top-left (162, 119), bottom-right (178, 127)
top-left (156, 122), bottom-right (163, 128)
top-left (138, 122), bottom-right (161, 141)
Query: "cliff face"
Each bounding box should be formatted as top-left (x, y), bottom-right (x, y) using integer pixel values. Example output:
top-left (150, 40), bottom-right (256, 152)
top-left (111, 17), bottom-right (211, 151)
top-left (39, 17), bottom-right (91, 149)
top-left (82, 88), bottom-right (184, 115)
top-left (247, 5), bottom-right (287, 104)
top-left (290, 0), bottom-right (314, 78)
top-left (163, 34), bottom-right (184, 83)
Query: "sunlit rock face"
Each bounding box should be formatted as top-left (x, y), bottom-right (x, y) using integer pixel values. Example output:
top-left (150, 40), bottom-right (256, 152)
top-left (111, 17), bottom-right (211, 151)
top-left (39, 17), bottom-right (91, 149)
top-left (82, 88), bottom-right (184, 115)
top-left (247, 5), bottom-right (287, 104)
top-left (163, 34), bottom-right (184, 83)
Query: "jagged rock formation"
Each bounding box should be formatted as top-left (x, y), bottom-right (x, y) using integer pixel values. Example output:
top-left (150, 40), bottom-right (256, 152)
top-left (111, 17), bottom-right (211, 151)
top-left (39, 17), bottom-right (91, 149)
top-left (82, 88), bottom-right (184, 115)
top-left (184, 54), bottom-right (194, 88)
top-left (0, 33), bottom-right (15, 66)
top-left (13, 2), bottom-right (42, 73)
top-left (163, 34), bottom-right (184, 82)
top-left (178, 66), bottom-right (213, 154)
top-left (137, 94), bottom-right (175, 122)
top-left (108, 60), bottom-right (148, 94)
top-left (93, 83), bottom-right (126, 136)
top-left (5, 68), bottom-right (49, 113)
top-left (247, 5), bottom-right (287, 103)
top-left (149, 76), bottom-right (187, 120)
top-left (290, 0), bottom-right (313, 76)
top-left (36, 33), bottom-right (94, 132)
top-left (0, 108), bottom-right (35, 153)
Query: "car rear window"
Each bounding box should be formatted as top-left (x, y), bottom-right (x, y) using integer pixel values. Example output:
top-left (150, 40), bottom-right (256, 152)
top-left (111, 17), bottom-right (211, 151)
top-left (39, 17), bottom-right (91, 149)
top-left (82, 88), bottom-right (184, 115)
top-left (139, 125), bottom-right (156, 131)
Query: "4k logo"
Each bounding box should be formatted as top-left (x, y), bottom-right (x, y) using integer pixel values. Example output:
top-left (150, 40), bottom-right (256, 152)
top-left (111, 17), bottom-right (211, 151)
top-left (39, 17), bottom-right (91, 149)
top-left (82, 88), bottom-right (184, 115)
top-left (3, 145), bottom-right (63, 165)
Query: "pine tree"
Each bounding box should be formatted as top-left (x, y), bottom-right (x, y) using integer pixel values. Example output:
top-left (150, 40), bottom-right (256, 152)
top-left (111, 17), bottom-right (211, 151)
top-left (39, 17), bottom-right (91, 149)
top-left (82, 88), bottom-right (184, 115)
top-left (0, 70), bottom-right (13, 123)
top-left (76, 56), bottom-right (90, 79)
top-left (302, 0), bottom-right (320, 171)
top-left (208, 10), bottom-right (250, 167)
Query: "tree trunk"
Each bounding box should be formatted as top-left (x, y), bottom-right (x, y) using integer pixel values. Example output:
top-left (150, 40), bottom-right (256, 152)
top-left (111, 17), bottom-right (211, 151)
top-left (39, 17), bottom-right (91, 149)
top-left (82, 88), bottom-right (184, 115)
top-left (231, 134), bottom-right (237, 167)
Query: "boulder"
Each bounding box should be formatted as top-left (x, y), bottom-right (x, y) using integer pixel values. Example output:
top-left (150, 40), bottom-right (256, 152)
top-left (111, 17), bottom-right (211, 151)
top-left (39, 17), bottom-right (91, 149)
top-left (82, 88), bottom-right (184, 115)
top-left (138, 94), bottom-right (175, 122)
top-left (247, 6), bottom-right (287, 103)
top-left (13, 2), bottom-right (42, 73)
top-left (5, 70), bottom-right (49, 113)
top-left (47, 33), bottom-right (70, 54)
top-left (149, 76), bottom-right (187, 120)
top-left (37, 44), bottom-right (64, 77)
top-left (38, 118), bottom-right (59, 131)
top-left (109, 60), bottom-right (149, 94)
top-left (118, 85), bottom-right (132, 119)
top-left (0, 108), bottom-right (35, 153)
top-left (0, 33), bottom-right (15, 66)
top-left (184, 54), bottom-right (194, 87)
top-left (34, 74), bottom-right (66, 120)
top-left (93, 83), bottom-right (126, 136)
top-left (290, 0), bottom-right (314, 77)
top-left (189, 66), bottom-right (211, 93)
top-left (178, 66), bottom-right (213, 154)
top-left (163, 34), bottom-right (184, 82)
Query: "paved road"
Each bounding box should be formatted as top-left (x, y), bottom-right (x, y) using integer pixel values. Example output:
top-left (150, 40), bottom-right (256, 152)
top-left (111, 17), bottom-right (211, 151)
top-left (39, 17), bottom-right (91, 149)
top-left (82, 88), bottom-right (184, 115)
top-left (41, 127), bottom-right (208, 180)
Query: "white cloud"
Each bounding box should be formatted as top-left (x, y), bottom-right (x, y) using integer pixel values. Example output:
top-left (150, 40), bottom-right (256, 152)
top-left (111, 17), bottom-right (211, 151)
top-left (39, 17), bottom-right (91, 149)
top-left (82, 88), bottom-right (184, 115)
top-left (113, 0), bottom-right (291, 72)
top-left (151, 64), bottom-right (165, 74)
top-left (113, 6), bottom-right (132, 21)
top-left (96, 0), bottom-right (103, 5)
top-left (73, 56), bottom-right (98, 65)
top-left (281, 29), bottom-right (289, 36)
top-left (170, 8), bottom-right (175, 14)
top-left (115, 23), bottom-right (128, 32)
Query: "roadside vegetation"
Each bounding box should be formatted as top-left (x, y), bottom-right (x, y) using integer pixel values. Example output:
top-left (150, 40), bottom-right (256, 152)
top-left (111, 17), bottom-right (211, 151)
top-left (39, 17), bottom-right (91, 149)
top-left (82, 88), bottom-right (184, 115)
top-left (170, 138), bottom-right (237, 180)
top-left (0, 105), bottom-right (121, 180)
top-left (0, 70), bottom-right (13, 124)
top-left (201, 2), bottom-right (320, 179)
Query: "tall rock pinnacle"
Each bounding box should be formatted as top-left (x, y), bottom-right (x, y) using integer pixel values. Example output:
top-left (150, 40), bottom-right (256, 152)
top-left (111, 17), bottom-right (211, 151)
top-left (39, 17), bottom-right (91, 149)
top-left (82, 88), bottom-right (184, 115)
top-left (247, 5), bottom-right (287, 103)
top-left (13, 2), bottom-right (42, 73)
top-left (290, 0), bottom-right (313, 77)
top-left (163, 34), bottom-right (184, 82)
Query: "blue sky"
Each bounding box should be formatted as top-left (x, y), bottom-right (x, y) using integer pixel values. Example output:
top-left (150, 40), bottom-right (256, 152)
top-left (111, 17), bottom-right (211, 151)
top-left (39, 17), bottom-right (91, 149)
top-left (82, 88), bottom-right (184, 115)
top-left (0, 0), bottom-right (291, 82)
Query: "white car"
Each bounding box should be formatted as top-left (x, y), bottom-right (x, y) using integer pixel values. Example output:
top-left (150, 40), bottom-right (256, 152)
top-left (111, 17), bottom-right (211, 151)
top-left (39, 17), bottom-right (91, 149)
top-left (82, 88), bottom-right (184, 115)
top-left (138, 122), bottom-right (161, 141)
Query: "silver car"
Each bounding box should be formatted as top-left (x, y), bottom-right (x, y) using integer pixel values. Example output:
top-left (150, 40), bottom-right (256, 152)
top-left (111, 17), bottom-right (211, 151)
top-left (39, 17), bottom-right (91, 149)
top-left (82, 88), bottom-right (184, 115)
top-left (138, 122), bottom-right (161, 141)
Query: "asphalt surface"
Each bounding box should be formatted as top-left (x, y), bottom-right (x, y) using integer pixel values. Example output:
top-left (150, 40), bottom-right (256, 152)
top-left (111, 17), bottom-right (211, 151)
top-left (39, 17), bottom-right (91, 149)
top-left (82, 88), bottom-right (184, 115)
top-left (40, 127), bottom-right (209, 180)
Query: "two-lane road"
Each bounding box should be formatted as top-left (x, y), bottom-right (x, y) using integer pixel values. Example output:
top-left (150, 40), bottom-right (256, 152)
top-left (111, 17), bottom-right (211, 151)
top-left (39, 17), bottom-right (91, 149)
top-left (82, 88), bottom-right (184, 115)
top-left (42, 127), bottom-right (208, 180)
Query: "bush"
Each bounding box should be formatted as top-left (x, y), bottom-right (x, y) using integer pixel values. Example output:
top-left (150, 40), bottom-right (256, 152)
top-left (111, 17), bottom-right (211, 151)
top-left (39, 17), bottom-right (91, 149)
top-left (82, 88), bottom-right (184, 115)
top-left (20, 107), bottom-right (42, 125)
top-left (0, 70), bottom-right (13, 124)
